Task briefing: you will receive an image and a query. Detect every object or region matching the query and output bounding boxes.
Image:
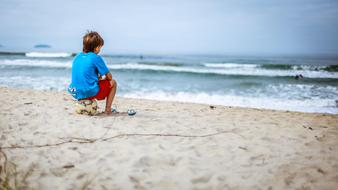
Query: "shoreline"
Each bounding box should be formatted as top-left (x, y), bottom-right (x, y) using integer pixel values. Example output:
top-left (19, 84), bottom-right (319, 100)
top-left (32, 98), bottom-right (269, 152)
top-left (1, 86), bottom-right (336, 116)
top-left (1, 87), bottom-right (338, 189)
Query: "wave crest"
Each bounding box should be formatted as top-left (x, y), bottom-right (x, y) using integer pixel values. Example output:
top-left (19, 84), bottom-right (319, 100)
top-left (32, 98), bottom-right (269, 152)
top-left (1, 59), bottom-right (338, 79)
top-left (108, 63), bottom-right (338, 79)
top-left (25, 52), bottom-right (73, 58)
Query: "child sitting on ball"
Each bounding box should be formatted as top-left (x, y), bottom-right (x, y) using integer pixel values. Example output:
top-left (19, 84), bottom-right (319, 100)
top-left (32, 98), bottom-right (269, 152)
top-left (68, 31), bottom-right (117, 115)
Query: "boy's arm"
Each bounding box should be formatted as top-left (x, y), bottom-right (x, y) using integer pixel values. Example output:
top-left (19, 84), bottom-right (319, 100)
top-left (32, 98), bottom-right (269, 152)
top-left (98, 72), bottom-right (112, 81)
top-left (95, 55), bottom-right (111, 81)
top-left (98, 74), bottom-right (108, 80)
top-left (106, 72), bottom-right (113, 81)
top-left (106, 72), bottom-right (115, 87)
top-left (95, 55), bottom-right (114, 86)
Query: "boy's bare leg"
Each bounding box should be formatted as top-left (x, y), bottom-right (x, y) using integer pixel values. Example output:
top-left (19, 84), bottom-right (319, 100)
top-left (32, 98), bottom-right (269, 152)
top-left (105, 80), bottom-right (117, 114)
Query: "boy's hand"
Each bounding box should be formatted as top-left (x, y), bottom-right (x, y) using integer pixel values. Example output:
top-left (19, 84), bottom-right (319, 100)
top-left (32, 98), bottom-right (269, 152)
top-left (98, 75), bottom-right (106, 81)
top-left (109, 80), bottom-right (114, 87)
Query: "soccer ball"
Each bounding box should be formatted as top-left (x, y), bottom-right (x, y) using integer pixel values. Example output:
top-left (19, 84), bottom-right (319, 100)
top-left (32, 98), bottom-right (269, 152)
top-left (75, 99), bottom-right (98, 116)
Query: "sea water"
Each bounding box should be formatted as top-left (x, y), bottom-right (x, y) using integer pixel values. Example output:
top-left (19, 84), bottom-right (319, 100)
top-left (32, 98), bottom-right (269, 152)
top-left (0, 52), bottom-right (337, 114)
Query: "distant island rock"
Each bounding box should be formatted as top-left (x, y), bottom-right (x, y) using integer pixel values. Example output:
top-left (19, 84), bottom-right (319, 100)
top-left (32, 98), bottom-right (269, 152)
top-left (34, 44), bottom-right (51, 48)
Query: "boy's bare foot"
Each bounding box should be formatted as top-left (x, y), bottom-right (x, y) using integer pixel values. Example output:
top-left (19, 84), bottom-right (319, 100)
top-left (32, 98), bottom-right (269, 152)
top-left (95, 111), bottom-right (112, 116)
top-left (104, 111), bottom-right (113, 115)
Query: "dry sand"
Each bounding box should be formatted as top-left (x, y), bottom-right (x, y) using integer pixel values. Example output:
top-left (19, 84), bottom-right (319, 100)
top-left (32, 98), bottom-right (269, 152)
top-left (0, 87), bottom-right (338, 190)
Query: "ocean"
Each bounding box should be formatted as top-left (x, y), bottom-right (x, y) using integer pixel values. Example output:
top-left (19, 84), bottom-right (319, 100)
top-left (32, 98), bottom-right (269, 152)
top-left (0, 52), bottom-right (337, 114)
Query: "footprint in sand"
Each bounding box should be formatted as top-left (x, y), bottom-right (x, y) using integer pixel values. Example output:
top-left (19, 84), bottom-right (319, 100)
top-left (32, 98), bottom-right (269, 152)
top-left (50, 168), bottom-right (68, 177)
top-left (76, 173), bottom-right (86, 179)
top-left (129, 175), bottom-right (146, 190)
top-left (69, 146), bottom-right (78, 151)
top-left (191, 174), bottom-right (213, 184)
top-left (0, 134), bottom-right (7, 141)
top-left (133, 156), bottom-right (151, 168)
top-left (18, 122), bottom-right (28, 126)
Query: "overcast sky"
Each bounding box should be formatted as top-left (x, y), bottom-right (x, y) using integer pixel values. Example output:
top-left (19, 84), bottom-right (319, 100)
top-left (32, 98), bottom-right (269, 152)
top-left (0, 0), bottom-right (337, 55)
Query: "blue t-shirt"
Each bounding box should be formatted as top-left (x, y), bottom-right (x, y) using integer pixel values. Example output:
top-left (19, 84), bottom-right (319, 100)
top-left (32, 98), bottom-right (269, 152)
top-left (68, 52), bottom-right (109, 100)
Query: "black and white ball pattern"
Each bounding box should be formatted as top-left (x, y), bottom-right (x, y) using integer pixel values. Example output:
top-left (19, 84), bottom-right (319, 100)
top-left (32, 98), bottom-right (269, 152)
top-left (75, 99), bottom-right (98, 116)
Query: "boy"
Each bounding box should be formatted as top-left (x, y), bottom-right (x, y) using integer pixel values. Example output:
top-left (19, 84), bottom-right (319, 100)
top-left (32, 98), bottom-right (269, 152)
top-left (68, 31), bottom-right (117, 115)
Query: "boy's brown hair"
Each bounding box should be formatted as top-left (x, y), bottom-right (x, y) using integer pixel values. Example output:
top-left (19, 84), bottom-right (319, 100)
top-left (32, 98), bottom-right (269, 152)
top-left (83, 31), bottom-right (104, 53)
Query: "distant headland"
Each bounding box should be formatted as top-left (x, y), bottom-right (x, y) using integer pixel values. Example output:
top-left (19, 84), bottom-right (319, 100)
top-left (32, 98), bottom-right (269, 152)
top-left (34, 44), bottom-right (51, 48)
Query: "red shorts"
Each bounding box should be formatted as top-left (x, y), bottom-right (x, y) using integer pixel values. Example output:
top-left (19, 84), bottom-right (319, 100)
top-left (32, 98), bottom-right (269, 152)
top-left (87, 80), bottom-right (111, 100)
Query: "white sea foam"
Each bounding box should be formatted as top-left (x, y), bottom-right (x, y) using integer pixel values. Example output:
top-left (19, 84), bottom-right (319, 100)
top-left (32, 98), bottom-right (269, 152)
top-left (0, 75), bottom-right (337, 114)
top-left (204, 62), bottom-right (330, 71)
top-left (122, 91), bottom-right (338, 114)
top-left (1, 60), bottom-right (337, 79)
top-left (0, 59), bottom-right (72, 68)
top-left (0, 76), bottom-right (70, 91)
top-left (109, 63), bottom-right (338, 79)
top-left (203, 63), bottom-right (258, 68)
top-left (291, 65), bottom-right (327, 70)
top-left (25, 52), bottom-right (72, 58)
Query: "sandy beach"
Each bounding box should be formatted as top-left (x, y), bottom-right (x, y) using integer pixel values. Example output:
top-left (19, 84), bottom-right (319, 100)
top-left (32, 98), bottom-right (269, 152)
top-left (0, 87), bottom-right (338, 190)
